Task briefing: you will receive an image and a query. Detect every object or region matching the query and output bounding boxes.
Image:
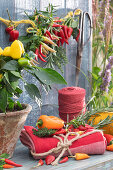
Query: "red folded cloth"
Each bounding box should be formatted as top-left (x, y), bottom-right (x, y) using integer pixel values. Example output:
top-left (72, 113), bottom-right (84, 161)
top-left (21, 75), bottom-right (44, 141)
top-left (20, 126), bottom-right (107, 160)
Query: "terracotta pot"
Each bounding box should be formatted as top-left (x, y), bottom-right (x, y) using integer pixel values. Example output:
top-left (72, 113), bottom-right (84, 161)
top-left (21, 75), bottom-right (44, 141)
top-left (88, 112), bottom-right (113, 135)
top-left (0, 104), bottom-right (32, 158)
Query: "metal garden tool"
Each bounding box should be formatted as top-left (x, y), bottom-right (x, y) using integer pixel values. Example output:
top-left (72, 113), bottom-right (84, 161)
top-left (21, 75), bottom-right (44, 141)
top-left (73, 9), bottom-right (92, 86)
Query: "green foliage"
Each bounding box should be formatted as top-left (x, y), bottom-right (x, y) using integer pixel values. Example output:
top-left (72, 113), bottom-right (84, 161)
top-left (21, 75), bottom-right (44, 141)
top-left (45, 46), bottom-right (68, 73)
top-left (24, 83), bottom-right (42, 107)
top-left (0, 47), bottom-right (67, 113)
top-left (91, 0), bottom-right (113, 109)
top-left (32, 127), bottom-right (56, 137)
top-left (34, 67), bottom-right (67, 85)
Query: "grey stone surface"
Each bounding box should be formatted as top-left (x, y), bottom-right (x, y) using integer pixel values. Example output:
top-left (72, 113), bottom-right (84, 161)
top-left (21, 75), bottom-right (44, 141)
top-left (12, 141), bottom-right (113, 170)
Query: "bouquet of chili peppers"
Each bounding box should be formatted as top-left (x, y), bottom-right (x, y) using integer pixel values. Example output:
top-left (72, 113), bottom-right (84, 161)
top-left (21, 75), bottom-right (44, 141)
top-left (19, 4), bottom-right (80, 72)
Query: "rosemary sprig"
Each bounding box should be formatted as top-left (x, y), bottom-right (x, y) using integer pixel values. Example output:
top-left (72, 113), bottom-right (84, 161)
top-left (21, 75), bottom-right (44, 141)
top-left (67, 106), bottom-right (113, 129)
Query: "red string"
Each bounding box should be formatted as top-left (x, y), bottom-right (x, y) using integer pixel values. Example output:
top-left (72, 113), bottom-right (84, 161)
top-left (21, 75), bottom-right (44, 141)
top-left (58, 87), bottom-right (86, 122)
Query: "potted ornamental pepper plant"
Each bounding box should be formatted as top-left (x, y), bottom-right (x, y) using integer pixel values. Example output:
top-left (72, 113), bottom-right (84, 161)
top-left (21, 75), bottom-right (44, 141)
top-left (0, 40), bottom-right (67, 158)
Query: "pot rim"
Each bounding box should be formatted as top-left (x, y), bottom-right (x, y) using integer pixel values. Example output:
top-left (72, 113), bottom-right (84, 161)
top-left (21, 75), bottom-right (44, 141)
top-left (0, 104), bottom-right (32, 117)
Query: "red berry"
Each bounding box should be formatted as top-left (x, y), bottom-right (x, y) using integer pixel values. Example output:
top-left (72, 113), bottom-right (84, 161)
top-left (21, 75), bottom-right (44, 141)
top-left (9, 30), bottom-right (19, 41)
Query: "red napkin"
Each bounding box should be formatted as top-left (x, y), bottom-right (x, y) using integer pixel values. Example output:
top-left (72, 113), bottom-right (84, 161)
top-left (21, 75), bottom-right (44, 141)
top-left (20, 126), bottom-right (107, 159)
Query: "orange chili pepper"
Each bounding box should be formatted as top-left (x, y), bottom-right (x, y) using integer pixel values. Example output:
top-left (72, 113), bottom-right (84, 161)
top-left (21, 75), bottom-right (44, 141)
top-left (69, 153), bottom-right (90, 160)
top-left (3, 164), bottom-right (14, 169)
top-left (106, 144), bottom-right (113, 151)
top-left (36, 115), bottom-right (64, 129)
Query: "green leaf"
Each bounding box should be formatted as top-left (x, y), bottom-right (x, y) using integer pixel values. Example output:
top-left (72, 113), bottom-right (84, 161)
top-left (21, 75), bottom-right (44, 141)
top-left (10, 71), bottom-right (21, 78)
top-left (71, 20), bottom-right (78, 28)
top-left (92, 67), bottom-right (101, 75)
top-left (92, 73), bottom-right (99, 80)
top-left (11, 81), bottom-right (19, 90)
top-left (0, 153), bottom-right (9, 158)
top-left (9, 72), bottom-right (20, 82)
top-left (0, 166), bottom-right (3, 169)
top-left (72, 27), bottom-right (79, 39)
top-left (35, 68), bottom-right (67, 85)
top-left (0, 88), bottom-right (8, 113)
top-left (14, 87), bottom-right (23, 98)
top-left (3, 73), bottom-right (15, 93)
top-left (8, 98), bottom-right (15, 111)
top-left (24, 83), bottom-right (42, 107)
top-left (2, 60), bottom-right (19, 71)
top-left (16, 101), bottom-right (23, 110)
top-left (15, 87), bottom-right (23, 94)
top-left (0, 59), bottom-right (6, 69)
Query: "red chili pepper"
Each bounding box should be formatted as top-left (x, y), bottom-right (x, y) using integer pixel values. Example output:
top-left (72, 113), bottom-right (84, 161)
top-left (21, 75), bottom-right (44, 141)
top-left (35, 56), bottom-right (38, 61)
top-left (73, 128), bottom-right (80, 132)
top-left (33, 159), bottom-right (44, 168)
top-left (104, 134), bottom-right (113, 145)
top-left (59, 29), bottom-right (65, 39)
top-left (75, 29), bottom-right (80, 42)
top-left (9, 30), bottom-right (19, 41)
top-left (52, 24), bottom-right (61, 27)
top-left (60, 38), bottom-right (65, 46)
top-left (5, 26), bottom-right (14, 34)
top-left (54, 20), bottom-right (62, 23)
top-left (39, 44), bottom-right (42, 54)
top-left (38, 53), bottom-right (47, 62)
top-left (35, 48), bottom-right (39, 55)
top-left (53, 128), bottom-right (66, 135)
top-left (59, 157), bottom-right (68, 164)
top-left (45, 30), bottom-right (52, 40)
top-left (39, 45), bottom-right (47, 58)
top-left (4, 159), bottom-right (22, 167)
top-left (68, 125), bottom-right (75, 132)
top-left (64, 38), bottom-right (69, 45)
top-left (53, 30), bottom-right (58, 36)
top-left (78, 125), bottom-right (87, 131)
top-left (67, 27), bottom-right (73, 38)
top-left (35, 48), bottom-right (46, 62)
top-left (85, 124), bottom-right (94, 129)
top-left (45, 155), bottom-right (55, 165)
top-left (54, 17), bottom-right (60, 19)
top-left (61, 25), bottom-right (68, 39)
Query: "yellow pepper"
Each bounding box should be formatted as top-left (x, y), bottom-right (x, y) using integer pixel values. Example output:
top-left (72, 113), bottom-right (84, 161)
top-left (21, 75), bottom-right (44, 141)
top-left (36, 115), bottom-right (64, 129)
top-left (0, 47), bottom-right (3, 56)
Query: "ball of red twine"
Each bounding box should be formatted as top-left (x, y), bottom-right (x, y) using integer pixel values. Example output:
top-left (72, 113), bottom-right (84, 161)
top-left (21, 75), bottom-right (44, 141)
top-left (58, 87), bottom-right (86, 122)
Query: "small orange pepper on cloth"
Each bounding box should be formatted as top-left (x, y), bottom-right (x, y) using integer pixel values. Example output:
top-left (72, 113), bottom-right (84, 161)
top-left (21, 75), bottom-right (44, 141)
top-left (106, 144), bottom-right (113, 151)
top-left (36, 115), bottom-right (64, 129)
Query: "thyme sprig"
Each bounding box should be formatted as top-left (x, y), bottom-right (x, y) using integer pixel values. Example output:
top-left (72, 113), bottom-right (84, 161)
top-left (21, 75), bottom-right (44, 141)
top-left (32, 127), bottom-right (56, 137)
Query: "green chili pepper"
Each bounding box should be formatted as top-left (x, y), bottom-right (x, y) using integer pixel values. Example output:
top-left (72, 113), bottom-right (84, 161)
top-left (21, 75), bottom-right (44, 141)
top-left (18, 58), bottom-right (30, 67)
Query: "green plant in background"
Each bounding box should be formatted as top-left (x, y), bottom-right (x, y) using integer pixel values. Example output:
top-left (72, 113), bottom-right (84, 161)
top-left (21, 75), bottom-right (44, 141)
top-left (91, 0), bottom-right (113, 109)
